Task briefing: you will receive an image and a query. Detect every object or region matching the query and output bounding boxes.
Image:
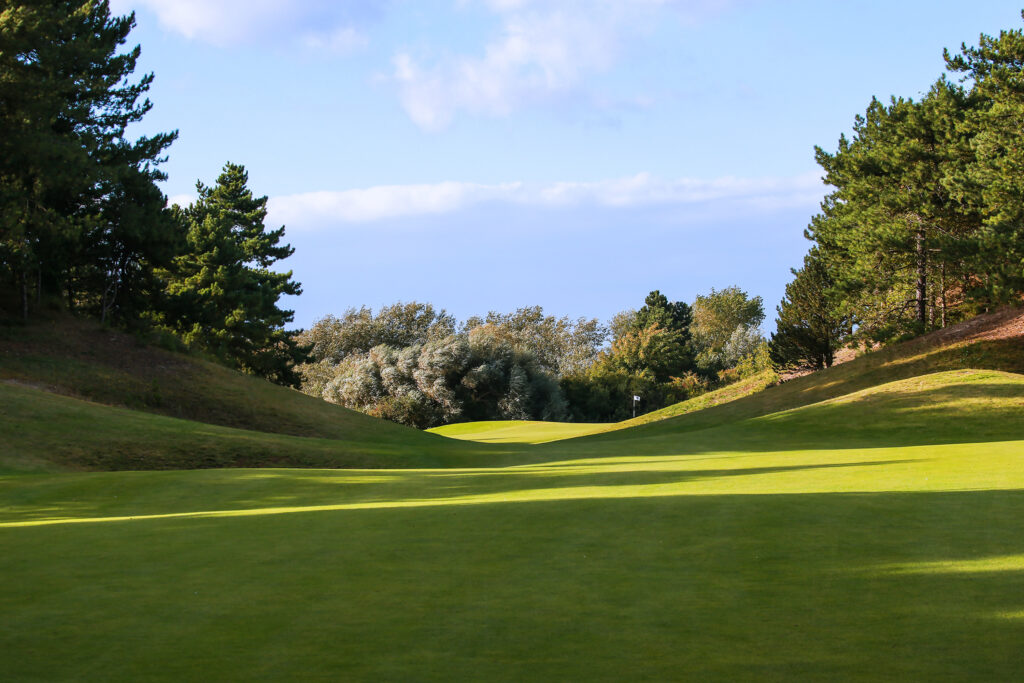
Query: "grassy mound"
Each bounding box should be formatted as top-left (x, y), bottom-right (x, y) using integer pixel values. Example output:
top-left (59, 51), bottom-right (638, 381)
top-left (0, 382), bottom-right (514, 473)
top-left (430, 308), bottom-right (1024, 446)
top-left (3, 309), bottom-right (1023, 471)
top-left (0, 316), bottom-right (427, 441)
top-left (574, 313), bottom-right (1024, 444)
top-left (3, 369), bottom-right (1024, 679)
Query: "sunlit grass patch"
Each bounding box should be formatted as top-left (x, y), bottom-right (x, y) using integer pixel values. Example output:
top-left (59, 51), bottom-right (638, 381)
top-left (3, 369), bottom-right (1024, 678)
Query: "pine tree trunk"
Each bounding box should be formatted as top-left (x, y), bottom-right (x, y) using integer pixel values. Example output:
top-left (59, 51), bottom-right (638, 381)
top-left (916, 228), bottom-right (927, 326)
top-left (940, 263), bottom-right (947, 328)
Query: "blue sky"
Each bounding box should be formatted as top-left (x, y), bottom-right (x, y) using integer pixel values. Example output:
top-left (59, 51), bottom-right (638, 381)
top-left (111, 0), bottom-right (1024, 329)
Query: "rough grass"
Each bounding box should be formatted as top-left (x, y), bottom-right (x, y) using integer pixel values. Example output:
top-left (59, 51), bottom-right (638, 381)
top-left (0, 316), bottom-right (431, 441)
top-left (0, 382), bottom-right (515, 473)
top-left (579, 334), bottom-right (1024, 445)
top-left (3, 369), bottom-right (1024, 680)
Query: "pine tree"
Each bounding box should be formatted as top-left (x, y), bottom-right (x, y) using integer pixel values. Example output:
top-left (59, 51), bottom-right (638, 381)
top-left (628, 290), bottom-right (694, 377)
top-left (946, 12), bottom-right (1024, 303)
top-left (162, 163), bottom-right (305, 385)
top-left (808, 81), bottom-right (979, 339)
top-left (0, 0), bottom-right (177, 318)
top-left (770, 250), bottom-right (849, 371)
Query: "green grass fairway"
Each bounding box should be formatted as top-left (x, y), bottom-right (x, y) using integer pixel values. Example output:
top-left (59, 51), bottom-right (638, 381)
top-left (3, 369), bottom-right (1024, 679)
top-left (429, 420), bottom-right (611, 443)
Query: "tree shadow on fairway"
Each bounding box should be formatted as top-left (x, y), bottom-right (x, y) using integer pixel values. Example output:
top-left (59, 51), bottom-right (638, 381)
top-left (416, 459), bottom-right (917, 497)
top-left (0, 459), bottom-right (915, 525)
top-left (3, 489), bottom-right (1024, 680)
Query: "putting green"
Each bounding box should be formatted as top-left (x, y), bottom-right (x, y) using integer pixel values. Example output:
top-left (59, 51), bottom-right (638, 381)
top-left (3, 370), bottom-right (1024, 679)
top-left (428, 420), bottom-right (611, 443)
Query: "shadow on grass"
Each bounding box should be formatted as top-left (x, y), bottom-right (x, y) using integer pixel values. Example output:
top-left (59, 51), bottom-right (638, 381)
top-left (0, 459), bottom-right (914, 525)
top-left (3, 489), bottom-right (1024, 678)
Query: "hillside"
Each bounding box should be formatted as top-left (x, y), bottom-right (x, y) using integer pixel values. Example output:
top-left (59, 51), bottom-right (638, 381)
top-left (0, 382), bottom-right (517, 473)
top-left (624, 307), bottom-right (1023, 435)
top-left (2, 308), bottom-right (1023, 472)
top-left (559, 306), bottom-right (1024, 443)
top-left (427, 307), bottom-right (1024, 446)
top-left (0, 316), bottom-right (508, 472)
top-left (0, 316), bottom-right (424, 441)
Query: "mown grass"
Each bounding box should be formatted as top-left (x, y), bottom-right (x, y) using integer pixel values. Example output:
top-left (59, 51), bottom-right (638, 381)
top-left (430, 371), bottom-right (778, 444)
top-left (3, 370), bottom-right (1024, 679)
top-left (429, 420), bottom-right (611, 443)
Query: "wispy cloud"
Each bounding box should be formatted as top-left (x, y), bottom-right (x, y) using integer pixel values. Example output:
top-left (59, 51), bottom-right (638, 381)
top-left (267, 172), bottom-right (823, 229)
top-left (269, 181), bottom-right (524, 224)
top-left (112, 0), bottom-right (379, 49)
top-left (392, 0), bottom-right (746, 130)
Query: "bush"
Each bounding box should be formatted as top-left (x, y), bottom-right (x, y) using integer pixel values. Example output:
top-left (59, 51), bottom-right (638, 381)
top-left (311, 328), bottom-right (566, 428)
top-left (669, 372), bottom-right (708, 398)
top-left (734, 342), bottom-right (773, 379)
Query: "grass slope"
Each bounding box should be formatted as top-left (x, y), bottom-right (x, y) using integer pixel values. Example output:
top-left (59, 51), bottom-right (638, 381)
top-left (4, 309), bottom-right (1023, 466)
top-left (431, 309), bottom-right (1024, 447)
top-left (575, 323), bottom-right (1024, 445)
top-left (3, 369), bottom-right (1024, 679)
top-left (0, 382), bottom-right (516, 473)
top-left (0, 316), bottom-right (436, 442)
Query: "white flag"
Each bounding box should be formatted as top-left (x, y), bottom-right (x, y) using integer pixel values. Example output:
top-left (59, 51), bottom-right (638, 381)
top-left (633, 395), bottom-right (640, 401)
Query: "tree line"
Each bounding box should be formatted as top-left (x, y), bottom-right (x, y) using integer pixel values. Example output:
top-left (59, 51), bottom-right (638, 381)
top-left (0, 2), bottom-right (304, 384)
top-left (771, 12), bottom-right (1024, 371)
top-left (299, 288), bottom-right (770, 427)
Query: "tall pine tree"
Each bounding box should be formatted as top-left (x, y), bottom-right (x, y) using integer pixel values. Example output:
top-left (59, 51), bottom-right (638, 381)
top-left (946, 12), bottom-right (1024, 303)
top-left (162, 163), bottom-right (305, 386)
top-left (0, 0), bottom-right (177, 319)
top-left (809, 81), bottom-right (978, 339)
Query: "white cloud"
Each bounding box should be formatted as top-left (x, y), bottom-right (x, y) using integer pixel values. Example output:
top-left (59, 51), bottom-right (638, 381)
top-left (393, 0), bottom-right (746, 130)
top-left (394, 5), bottom-right (623, 130)
top-left (269, 181), bottom-right (524, 224)
top-left (267, 172), bottom-right (823, 229)
top-left (166, 193), bottom-right (196, 208)
top-left (111, 0), bottom-right (374, 49)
